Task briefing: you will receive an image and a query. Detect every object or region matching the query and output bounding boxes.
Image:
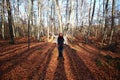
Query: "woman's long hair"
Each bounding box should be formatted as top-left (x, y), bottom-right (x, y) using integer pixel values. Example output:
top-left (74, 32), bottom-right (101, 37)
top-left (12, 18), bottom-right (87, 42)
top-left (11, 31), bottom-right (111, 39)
top-left (58, 33), bottom-right (63, 38)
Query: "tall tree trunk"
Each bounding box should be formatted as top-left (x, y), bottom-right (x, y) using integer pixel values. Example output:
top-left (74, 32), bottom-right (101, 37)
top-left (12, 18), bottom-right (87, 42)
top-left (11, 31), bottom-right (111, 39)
top-left (47, 0), bottom-right (50, 41)
top-left (90, 0), bottom-right (96, 25)
top-left (31, 0), bottom-right (34, 26)
top-left (66, 0), bottom-right (69, 24)
top-left (76, 0), bottom-right (78, 28)
top-left (28, 0), bottom-right (32, 49)
top-left (54, 0), bottom-right (62, 33)
top-left (51, 2), bottom-right (54, 37)
top-left (80, 0), bottom-right (84, 32)
top-left (68, 0), bottom-right (74, 37)
top-left (95, 0), bottom-right (100, 38)
top-left (6, 0), bottom-right (14, 44)
top-left (53, 0), bottom-right (56, 35)
top-left (109, 0), bottom-right (115, 45)
top-left (37, 0), bottom-right (42, 41)
top-left (16, 0), bottom-right (20, 37)
top-left (85, 0), bottom-right (92, 43)
top-left (31, 0), bottom-right (34, 37)
top-left (2, 0), bottom-right (5, 39)
top-left (101, 0), bottom-right (109, 47)
top-left (88, 0), bottom-right (96, 37)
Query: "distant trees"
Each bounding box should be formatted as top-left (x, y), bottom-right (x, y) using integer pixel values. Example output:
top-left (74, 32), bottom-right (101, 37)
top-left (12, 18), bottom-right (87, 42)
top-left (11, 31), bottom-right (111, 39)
top-left (0, 0), bottom-right (119, 46)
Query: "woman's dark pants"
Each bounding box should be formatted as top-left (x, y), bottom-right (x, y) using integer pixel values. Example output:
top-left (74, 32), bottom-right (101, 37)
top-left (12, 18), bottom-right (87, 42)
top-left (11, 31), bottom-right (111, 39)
top-left (58, 45), bottom-right (63, 57)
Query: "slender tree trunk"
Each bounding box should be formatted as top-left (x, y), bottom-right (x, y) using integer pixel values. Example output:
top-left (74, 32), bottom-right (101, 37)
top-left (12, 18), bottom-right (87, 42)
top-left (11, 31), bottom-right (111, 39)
top-left (47, 0), bottom-right (50, 41)
top-left (88, 0), bottom-right (92, 31)
top-left (101, 0), bottom-right (109, 47)
top-left (53, 0), bottom-right (56, 35)
top-left (66, 0), bottom-right (69, 24)
top-left (95, 0), bottom-right (100, 38)
top-left (54, 0), bottom-right (62, 33)
top-left (88, 0), bottom-right (96, 37)
top-left (51, 2), bottom-right (54, 37)
top-left (28, 0), bottom-right (32, 49)
top-left (80, 0), bottom-right (84, 32)
top-left (101, 0), bottom-right (105, 35)
top-left (91, 0), bottom-right (96, 24)
top-left (70, 0), bottom-right (74, 37)
top-left (6, 0), bottom-right (15, 44)
top-left (31, 0), bottom-right (34, 37)
top-left (2, 0), bottom-right (5, 39)
top-left (109, 0), bottom-right (115, 45)
top-left (76, 0), bottom-right (78, 27)
top-left (85, 0), bottom-right (92, 43)
top-left (37, 0), bottom-right (42, 41)
top-left (17, 0), bottom-right (20, 37)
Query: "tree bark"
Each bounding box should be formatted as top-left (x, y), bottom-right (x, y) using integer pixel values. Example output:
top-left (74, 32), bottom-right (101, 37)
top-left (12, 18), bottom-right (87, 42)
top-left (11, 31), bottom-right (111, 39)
top-left (28, 0), bottom-right (32, 49)
top-left (88, 0), bottom-right (96, 37)
top-left (76, 0), bottom-right (78, 28)
top-left (37, 0), bottom-right (42, 41)
top-left (6, 0), bottom-right (15, 44)
top-left (54, 0), bottom-right (62, 33)
top-left (101, 0), bottom-right (109, 47)
top-left (2, 0), bottom-right (5, 39)
top-left (109, 0), bottom-right (115, 45)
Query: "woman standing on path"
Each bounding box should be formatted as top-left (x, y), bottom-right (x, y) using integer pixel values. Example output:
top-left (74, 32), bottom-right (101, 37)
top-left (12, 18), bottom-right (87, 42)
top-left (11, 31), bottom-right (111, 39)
top-left (57, 33), bottom-right (64, 58)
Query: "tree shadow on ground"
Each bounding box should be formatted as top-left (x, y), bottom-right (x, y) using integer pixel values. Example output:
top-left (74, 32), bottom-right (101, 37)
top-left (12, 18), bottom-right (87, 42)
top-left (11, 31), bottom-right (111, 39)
top-left (65, 45), bottom-right (95, 80)
top-left (0, 43), bottom-right (47, 78)
top-left (0, 44), bottom-right (27, 56)
top-left (53, 58), bottom-right (67, 80)
top-left (28, 44), bottom-right (56, 80)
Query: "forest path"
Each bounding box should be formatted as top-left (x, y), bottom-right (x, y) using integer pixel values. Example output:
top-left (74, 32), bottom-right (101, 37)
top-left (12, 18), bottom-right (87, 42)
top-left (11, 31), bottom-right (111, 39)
top-left (0, 41), bottom-right (95, 80)
top-left (0, 39), bottom-right (119, 80)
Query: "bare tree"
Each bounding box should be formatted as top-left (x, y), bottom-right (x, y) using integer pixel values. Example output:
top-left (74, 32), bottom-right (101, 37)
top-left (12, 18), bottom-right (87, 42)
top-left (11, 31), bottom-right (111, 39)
top-left (28, 0), bottom-right (32, 49)
top-left (47, 0), bottom-right (50, 41)
top-left (6, 0), bottom-right (15, 44)
top-left (2, 0), bottom-right (5, 39)
top-left (88, 0), bottom-right (96, 37)
top-left (66, 0), bottom-right (69, 24)
top-left (109, 0), bottom-right (115, 44)
top-left (37, 0), bottom-right (42, 41)
top-left (76, 0), bottom-right (78, 27)
top-left (54, 0), bottom-right (62, 33)
top-left (101, 0), bottom-right (109, 47)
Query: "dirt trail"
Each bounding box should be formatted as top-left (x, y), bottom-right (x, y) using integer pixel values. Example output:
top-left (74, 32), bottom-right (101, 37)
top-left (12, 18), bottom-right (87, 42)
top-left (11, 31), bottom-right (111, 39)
top-left (0, 41), bottom-right (119, 80)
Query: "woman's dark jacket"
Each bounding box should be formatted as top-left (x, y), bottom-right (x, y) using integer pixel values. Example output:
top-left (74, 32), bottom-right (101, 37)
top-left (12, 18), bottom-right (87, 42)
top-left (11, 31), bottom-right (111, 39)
top-left (57, 36), bottom-right (64, 49)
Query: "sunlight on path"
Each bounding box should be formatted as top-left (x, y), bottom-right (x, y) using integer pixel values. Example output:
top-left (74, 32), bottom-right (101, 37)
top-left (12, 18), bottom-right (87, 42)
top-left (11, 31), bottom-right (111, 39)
top-left (44, 47), bottom-right (58, 80)
top-left (45, 45), bottom-right (74, 80)
top-left (64, 50), bottom-right (75, 80)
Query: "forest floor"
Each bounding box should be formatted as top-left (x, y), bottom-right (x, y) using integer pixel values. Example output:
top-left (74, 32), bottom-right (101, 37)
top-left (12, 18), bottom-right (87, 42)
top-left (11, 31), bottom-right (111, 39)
top-left (0, 37), bottom-right (120, 80)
